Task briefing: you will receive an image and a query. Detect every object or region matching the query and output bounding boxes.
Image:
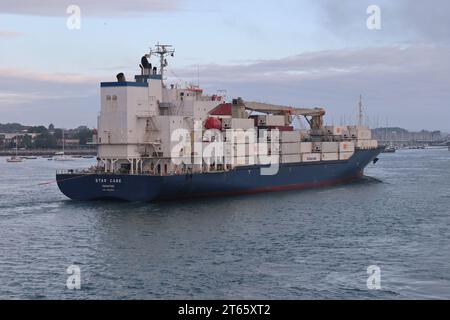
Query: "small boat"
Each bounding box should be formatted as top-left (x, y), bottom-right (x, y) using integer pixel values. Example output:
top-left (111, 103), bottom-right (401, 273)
top-left (54, 153), bottom-right (74, 161)
top-left (24, 156), bottom-right (38, 160)
top-left (54, 131), bottom-right (75, 161)
top-left (7, 156), bottom-right (23, 163)
top-left (82, 156), bottom-right (95, 159)
top-left (383, 145), bottom-right (396, 153)
top-left (6, 136), bottom-right (23, 162)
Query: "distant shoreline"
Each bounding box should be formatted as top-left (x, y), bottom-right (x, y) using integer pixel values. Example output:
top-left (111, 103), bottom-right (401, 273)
top-left (0, 148), bottom-right (97, 157)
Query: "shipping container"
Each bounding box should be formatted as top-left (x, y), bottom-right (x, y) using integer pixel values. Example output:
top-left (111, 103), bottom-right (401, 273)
top-left (302, 153), bottom-right (321, 162)
top-left (321, 153), bottom-right (339, 161)
top-left (281, 131), bottom-right (302, 143)
top-left (299, 142), bottom-right (313, 153)
top-left (312, 142), bottom-right (322, 152)
top-left (339, 152), bottom-right (354, 160)
top-left (356, 139), bottom-right (378, 149)
top-left (325, 126), bottom-right (346, 136)
top-left (282, 154), bottom-right (301, 163)
top-left (269, 143), bottom-right (281, 154)
top-left (321, 142), bottom-right (339, 153)
top-left (222, 118), bottom-right (255, 130)
top-left (339, 141), bottom-right (355, 152)
top-left (224, 142), bottom-right (258, 157)
top-left (281, 142), bottom-right (300, 154)
top-left (233, 156), bottom-right (257, 166)
top-left (256, 115), bottom-right (266, 126)
top-left (225, 129), bottom-right (257, 144)
top-left (348, 126), bottom-right (372, 140)
top-left (342, 127), bottom-right (350, 138)
top-left (259, 115), bottom-right (285, 126)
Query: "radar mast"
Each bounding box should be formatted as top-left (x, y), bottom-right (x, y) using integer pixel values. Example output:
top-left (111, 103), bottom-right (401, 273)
top-left (149, 43), bottom-right (175, 87)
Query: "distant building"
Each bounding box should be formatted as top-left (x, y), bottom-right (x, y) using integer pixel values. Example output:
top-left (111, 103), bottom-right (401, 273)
top-left (57, 138), bottom-right (80, 147)
top-left (0, 132), bottom-right (41, 148)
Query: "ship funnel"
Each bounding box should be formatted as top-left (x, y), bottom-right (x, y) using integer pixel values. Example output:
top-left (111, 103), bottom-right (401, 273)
top-left (116, 73), bottom-right (126, 82)
top-left (141, 55), bottom-right (152, 76)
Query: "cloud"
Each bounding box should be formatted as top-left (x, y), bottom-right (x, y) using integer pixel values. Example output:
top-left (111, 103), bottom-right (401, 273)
top-left (175, 45), bottom-right (450, 131)
top-left (0, 0), bottom-right (183, 17)
top-left (318, 0), bottom-right (450, 44)
top-left (0, 68), bottom-right (102, 84)
top-left (176, 45), bottom-right (450, 83)
top-left (1, 45), bottom-right (449, 131)
top-left (0, 68), bottom-right (99, 127)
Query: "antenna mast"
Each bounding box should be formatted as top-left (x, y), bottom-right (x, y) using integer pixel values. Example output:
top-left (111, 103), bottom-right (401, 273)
top-left (358, 94), bottom-right (364, 126)
top-left (150, 43), bottom-right (175, 86)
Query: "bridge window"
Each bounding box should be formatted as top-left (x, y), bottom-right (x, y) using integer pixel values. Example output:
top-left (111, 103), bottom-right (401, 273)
top-left (106, 95), bottom-right (111, 101)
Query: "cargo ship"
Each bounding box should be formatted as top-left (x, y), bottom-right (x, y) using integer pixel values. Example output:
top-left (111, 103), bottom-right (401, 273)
top-left (57, 44), bottom-right (382, 202)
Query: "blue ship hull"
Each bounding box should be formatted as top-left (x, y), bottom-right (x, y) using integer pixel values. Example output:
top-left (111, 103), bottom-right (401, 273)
top-left (56, 149), bottom-right (381, 202)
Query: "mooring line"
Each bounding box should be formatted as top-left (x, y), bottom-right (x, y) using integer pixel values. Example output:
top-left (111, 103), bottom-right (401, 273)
top-left (37, 172), bottom-right (98, 186)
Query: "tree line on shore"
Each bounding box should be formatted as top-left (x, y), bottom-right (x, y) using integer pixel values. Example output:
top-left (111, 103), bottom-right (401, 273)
top-left (0, 123), bottom-right (95, 149)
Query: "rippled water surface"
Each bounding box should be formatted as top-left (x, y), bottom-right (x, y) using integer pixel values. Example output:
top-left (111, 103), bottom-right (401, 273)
top-left (0, 149), bottom-right (449, 299)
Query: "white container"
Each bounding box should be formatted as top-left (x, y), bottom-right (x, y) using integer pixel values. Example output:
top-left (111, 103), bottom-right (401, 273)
top-left (281, 131), bottom-right (302, 143)
top-left (339, 141), bottom-right (355, 152)
top-left (281, 142), bottom-right (300, 154)
top-left (232, 118), bottom-right (255, 130)
top-left (222, 118), bottom-right (232, 130)
top-left (321, 153), bottom-right (339, 161)
top-left (256, 115), bottom-right (284, 126)
top-left (282, 154), bottom-right (301, 163)
top-left (224, 143), bottom-right (258, 157)
top-left (321, 142), bottom-right (339, 153)
top-left (370, 140), bottom-right (378, 148)
top-left (266, 115), bottom-right (285, 126)
top-left (299, 142), bottom-right (313, 153)
top-left (233, 156), bottom-right (257, 166)
top-left (256, 115), bottom-right (266, 126)
top-left (222, 118), bottom-right (255, 130)
top-left (358, 129), bottom-right (372, 140)
top-left (312, 142), bottom-right (322, 152)
top-left (342, 127), bottom-right (350, 138)
top-left (339, 152), bottom-right (354, 160)
top-left (349, 126), bottom-right (372, 139)
top-left (325, 126), bottom-right (345, 136)
top-left (225, 129), bottom-right (257, 144)
top-left (302, 153), bottom-right (321, 162)
top-left (203, 142), bottom-right (225, 157)
top-left (356, 139), bottom-right (377, 149)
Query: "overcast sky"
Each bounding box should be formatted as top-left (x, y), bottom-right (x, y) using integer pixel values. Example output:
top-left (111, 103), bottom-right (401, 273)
top-left (0, 0), bottom-right (449, 131)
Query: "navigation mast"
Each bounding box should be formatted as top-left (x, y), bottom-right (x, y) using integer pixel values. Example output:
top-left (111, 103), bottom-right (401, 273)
top-left (358, 94), bottom-right (364, 126)
top-left (149, 43), bottom-right (175, 86)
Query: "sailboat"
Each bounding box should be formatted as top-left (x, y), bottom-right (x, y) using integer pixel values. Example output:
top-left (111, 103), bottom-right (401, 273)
top-left (6, 136), bottom-right (23, 163)
top-left (54, 129), bottom-right (74, 161)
